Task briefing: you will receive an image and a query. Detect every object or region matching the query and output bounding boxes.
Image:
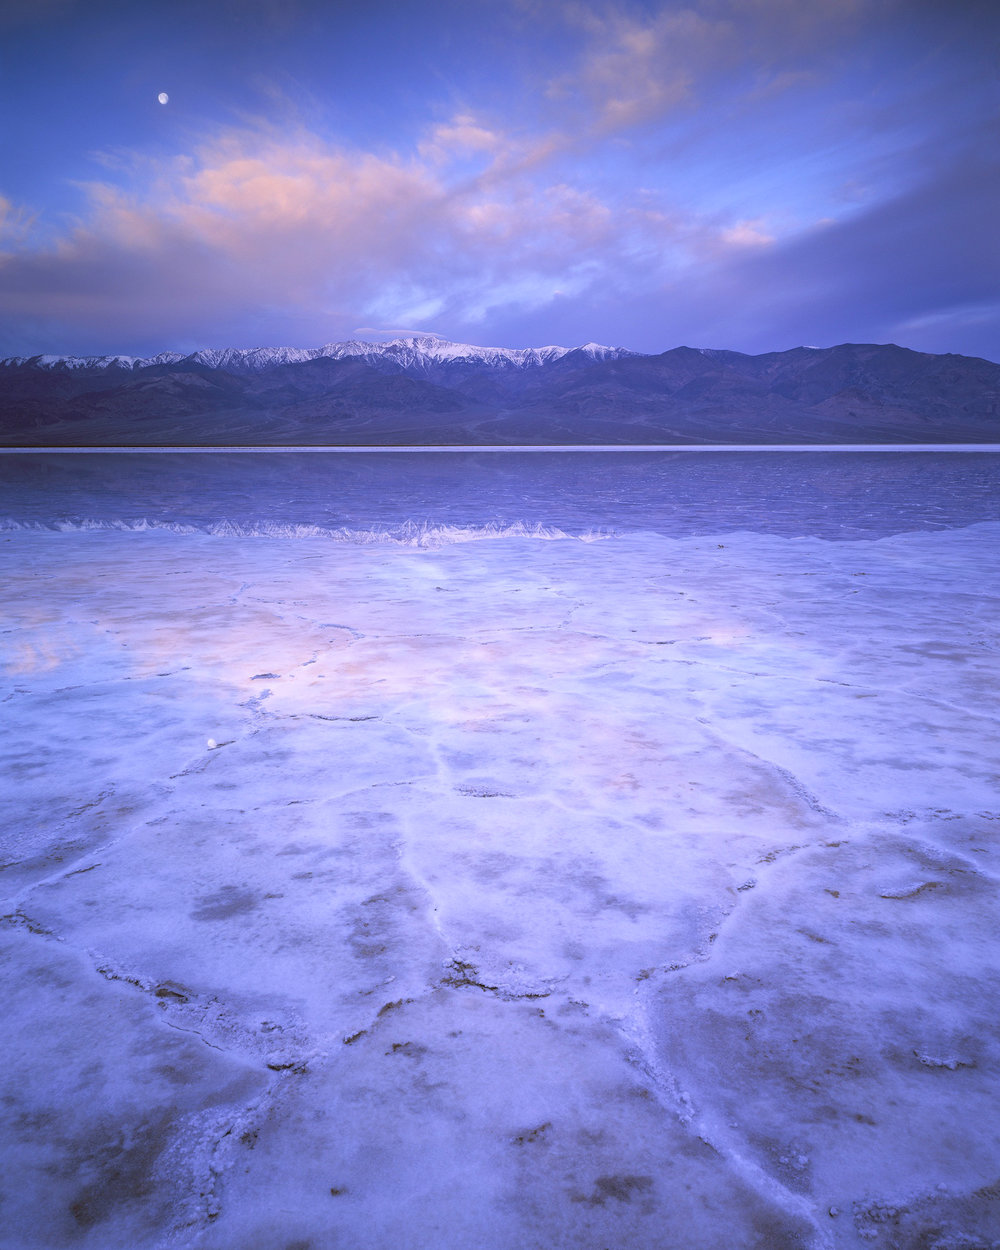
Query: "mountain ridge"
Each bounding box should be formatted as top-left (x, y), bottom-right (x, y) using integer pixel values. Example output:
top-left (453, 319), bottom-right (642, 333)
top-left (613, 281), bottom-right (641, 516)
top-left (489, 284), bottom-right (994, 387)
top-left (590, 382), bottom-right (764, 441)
top-left (1, 337), bottom-right (997, 446)
top-left (0, 335), bottom-right (638, 376)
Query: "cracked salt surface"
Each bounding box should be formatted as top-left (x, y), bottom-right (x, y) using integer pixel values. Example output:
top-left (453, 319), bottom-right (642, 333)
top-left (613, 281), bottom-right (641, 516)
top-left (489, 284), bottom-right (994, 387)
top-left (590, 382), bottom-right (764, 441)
top-left (2, 493), bottom-right (1000, 1246)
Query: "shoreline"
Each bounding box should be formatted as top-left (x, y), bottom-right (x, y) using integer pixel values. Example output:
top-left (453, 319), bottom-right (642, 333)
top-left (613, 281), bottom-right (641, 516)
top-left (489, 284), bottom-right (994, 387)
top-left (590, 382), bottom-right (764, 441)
top-left (2, 442), bottom-right (999, 454)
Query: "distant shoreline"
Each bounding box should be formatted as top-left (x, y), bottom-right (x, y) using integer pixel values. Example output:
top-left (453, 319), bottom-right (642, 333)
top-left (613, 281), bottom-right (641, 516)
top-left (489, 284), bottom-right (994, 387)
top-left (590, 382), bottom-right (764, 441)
top-left (2, 444), bottom-right (999, 454)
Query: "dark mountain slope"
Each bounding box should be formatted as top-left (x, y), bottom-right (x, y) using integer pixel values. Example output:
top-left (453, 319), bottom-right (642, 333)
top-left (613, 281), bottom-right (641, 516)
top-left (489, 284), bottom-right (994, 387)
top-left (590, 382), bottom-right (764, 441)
top-left (1, 340), bottom-right (997, 445)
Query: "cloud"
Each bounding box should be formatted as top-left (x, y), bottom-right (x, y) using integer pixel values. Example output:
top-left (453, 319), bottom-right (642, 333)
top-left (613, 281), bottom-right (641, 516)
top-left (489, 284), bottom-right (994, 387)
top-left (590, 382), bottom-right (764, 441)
top-left (1, 124), bottom-right (450, 339)
top-left (548, 7), bottom-right (720, 130)
top-left (731, 144), bottom-right (1000, 339)
top-left (0, 196), bottom-right (39, 247)
top-left (597, 140), bottom-right (1000, 357)
top-left (352, 326), bottom-right (445, 338)
top-left (0, 1), bottom-right (994, 358)
top-left (5, 93), bottom-right (969, 356)
top-left (0, 118), bottom-right (664, 351)
top-left (718, 218), bottom-right (776, 248)
top-left (543, 0), bottom-right (874, 133)
top-left (418, 115), bottom-right (509, 165)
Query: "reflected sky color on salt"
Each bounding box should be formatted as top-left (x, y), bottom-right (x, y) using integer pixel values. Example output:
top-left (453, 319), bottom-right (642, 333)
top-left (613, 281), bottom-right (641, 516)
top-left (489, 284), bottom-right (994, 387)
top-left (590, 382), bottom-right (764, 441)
top-left (2, 451), bottom-right (998, 540)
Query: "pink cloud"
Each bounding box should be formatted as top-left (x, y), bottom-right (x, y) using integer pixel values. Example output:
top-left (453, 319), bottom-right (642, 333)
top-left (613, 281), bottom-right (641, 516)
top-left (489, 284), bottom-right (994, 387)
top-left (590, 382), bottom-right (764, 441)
top-left (0, 0), bottom-right (913, 356)
top-left (0, 105), bottom-right (806, 355)
top-left (544, 0), bottom-right (873, 133)
top-left (4, 115), bottom-right (710, 350)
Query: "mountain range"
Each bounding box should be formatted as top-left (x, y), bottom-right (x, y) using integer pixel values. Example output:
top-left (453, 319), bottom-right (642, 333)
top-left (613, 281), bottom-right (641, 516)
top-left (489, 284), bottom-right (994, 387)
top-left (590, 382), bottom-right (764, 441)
top-left (2, 335), bottom-right (998, 445)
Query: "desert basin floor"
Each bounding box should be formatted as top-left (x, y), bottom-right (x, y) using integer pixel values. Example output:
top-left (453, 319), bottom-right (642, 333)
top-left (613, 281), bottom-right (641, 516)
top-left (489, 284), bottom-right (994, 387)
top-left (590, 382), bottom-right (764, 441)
top-left (2, 524), bottom-right (999, 1250)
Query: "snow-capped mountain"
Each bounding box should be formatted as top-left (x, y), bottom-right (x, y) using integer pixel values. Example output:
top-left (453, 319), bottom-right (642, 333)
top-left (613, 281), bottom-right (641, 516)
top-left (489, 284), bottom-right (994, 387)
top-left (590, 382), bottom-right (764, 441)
top-left (307, 336), bottom-right (636, 373)
top-left (1, 336), bottom-right (638, 375)
top-left (2, 340), bottom-right (997, 446)
top-left (1, 351), bottom-right (186, 372)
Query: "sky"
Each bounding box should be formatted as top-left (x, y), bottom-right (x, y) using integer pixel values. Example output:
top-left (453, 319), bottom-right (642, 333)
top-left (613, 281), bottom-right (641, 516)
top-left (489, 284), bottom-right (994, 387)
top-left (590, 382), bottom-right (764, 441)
top-left (0, 0), bottom-right (997, 360)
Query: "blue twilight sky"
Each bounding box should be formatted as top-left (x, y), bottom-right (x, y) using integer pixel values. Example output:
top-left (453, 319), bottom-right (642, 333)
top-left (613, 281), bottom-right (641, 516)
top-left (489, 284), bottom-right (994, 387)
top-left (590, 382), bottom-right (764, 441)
top-left (0, 0), bottom-right (997, 360)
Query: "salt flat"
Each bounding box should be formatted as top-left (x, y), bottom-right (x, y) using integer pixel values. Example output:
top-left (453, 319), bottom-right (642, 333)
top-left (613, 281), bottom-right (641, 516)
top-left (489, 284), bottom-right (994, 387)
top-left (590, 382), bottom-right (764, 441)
top-left (2, 524), bottom-right (999, 1249)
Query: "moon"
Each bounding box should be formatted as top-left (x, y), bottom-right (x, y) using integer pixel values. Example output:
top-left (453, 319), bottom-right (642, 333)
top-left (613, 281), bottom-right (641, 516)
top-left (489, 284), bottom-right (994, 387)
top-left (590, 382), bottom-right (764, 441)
top-left (157, 92), bottom-right (169, 105)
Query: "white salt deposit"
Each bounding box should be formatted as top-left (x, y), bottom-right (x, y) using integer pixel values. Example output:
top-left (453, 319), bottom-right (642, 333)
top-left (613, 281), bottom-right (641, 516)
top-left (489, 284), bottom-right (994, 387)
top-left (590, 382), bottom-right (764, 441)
top-left (1, 523), bottom-right (999, 1248)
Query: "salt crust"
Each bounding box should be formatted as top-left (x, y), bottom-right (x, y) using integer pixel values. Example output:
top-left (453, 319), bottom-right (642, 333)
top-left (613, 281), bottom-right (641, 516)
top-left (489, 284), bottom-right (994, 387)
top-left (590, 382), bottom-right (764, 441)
top-left (2, 524), bottom-right (999, 1248)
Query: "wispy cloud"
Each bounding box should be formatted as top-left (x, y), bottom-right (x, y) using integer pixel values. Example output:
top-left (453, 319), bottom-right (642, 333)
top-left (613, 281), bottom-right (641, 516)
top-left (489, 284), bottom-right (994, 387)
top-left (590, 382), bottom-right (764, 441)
top-left (0, 106), bottom-right (773, 352)
top-left (546, 5), bottom-right (726, 131)
top-left (542, 0), bottom-right (871, 133)
top-left (0, 0), bottom-right (995, 358)
top-left (353, 326), bottom-right (445, 338)
top-left (0, 195), bottom-right (39, 248)
top-left (418, 114), bottom-right (510, 165)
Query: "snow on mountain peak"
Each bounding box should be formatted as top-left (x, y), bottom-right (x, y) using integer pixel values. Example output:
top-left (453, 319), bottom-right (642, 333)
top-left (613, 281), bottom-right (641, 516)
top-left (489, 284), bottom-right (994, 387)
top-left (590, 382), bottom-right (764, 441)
top-left (310, 336), bottom-right (638, 370)
top-left (574, 342), bottom-right (635, 360)
top-left (0, 337), bottom-right (640, 374)
top-left (314, 336), bottom-right (572, 370)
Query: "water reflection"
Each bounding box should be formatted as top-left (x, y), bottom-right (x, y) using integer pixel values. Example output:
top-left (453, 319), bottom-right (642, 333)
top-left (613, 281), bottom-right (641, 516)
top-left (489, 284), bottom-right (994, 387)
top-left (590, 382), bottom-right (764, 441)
top-left (1, 451), bottom-right (997, 540)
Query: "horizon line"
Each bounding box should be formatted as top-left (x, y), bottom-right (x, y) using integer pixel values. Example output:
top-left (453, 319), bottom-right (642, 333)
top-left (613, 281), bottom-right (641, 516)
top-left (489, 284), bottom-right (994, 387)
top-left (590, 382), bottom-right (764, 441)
top-left (3, 444), bottom-right (999, 454)
top-left (4, 339), bottom-right (997, 367)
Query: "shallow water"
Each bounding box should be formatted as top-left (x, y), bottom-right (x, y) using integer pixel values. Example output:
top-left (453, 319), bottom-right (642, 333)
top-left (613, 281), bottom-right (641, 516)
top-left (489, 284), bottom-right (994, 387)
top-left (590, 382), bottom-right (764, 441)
top-left (2, 451), bottom-right (999, 1249)
top-left (2, 449), bottom-right (998, 538)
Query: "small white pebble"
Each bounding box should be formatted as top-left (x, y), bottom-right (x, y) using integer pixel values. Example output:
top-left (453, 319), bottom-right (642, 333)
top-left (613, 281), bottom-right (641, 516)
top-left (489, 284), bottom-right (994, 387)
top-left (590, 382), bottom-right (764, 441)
top-left (829, 1207), bottom-right (839, 1217)
top-left (207, 738), bottom-right (217, 749)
